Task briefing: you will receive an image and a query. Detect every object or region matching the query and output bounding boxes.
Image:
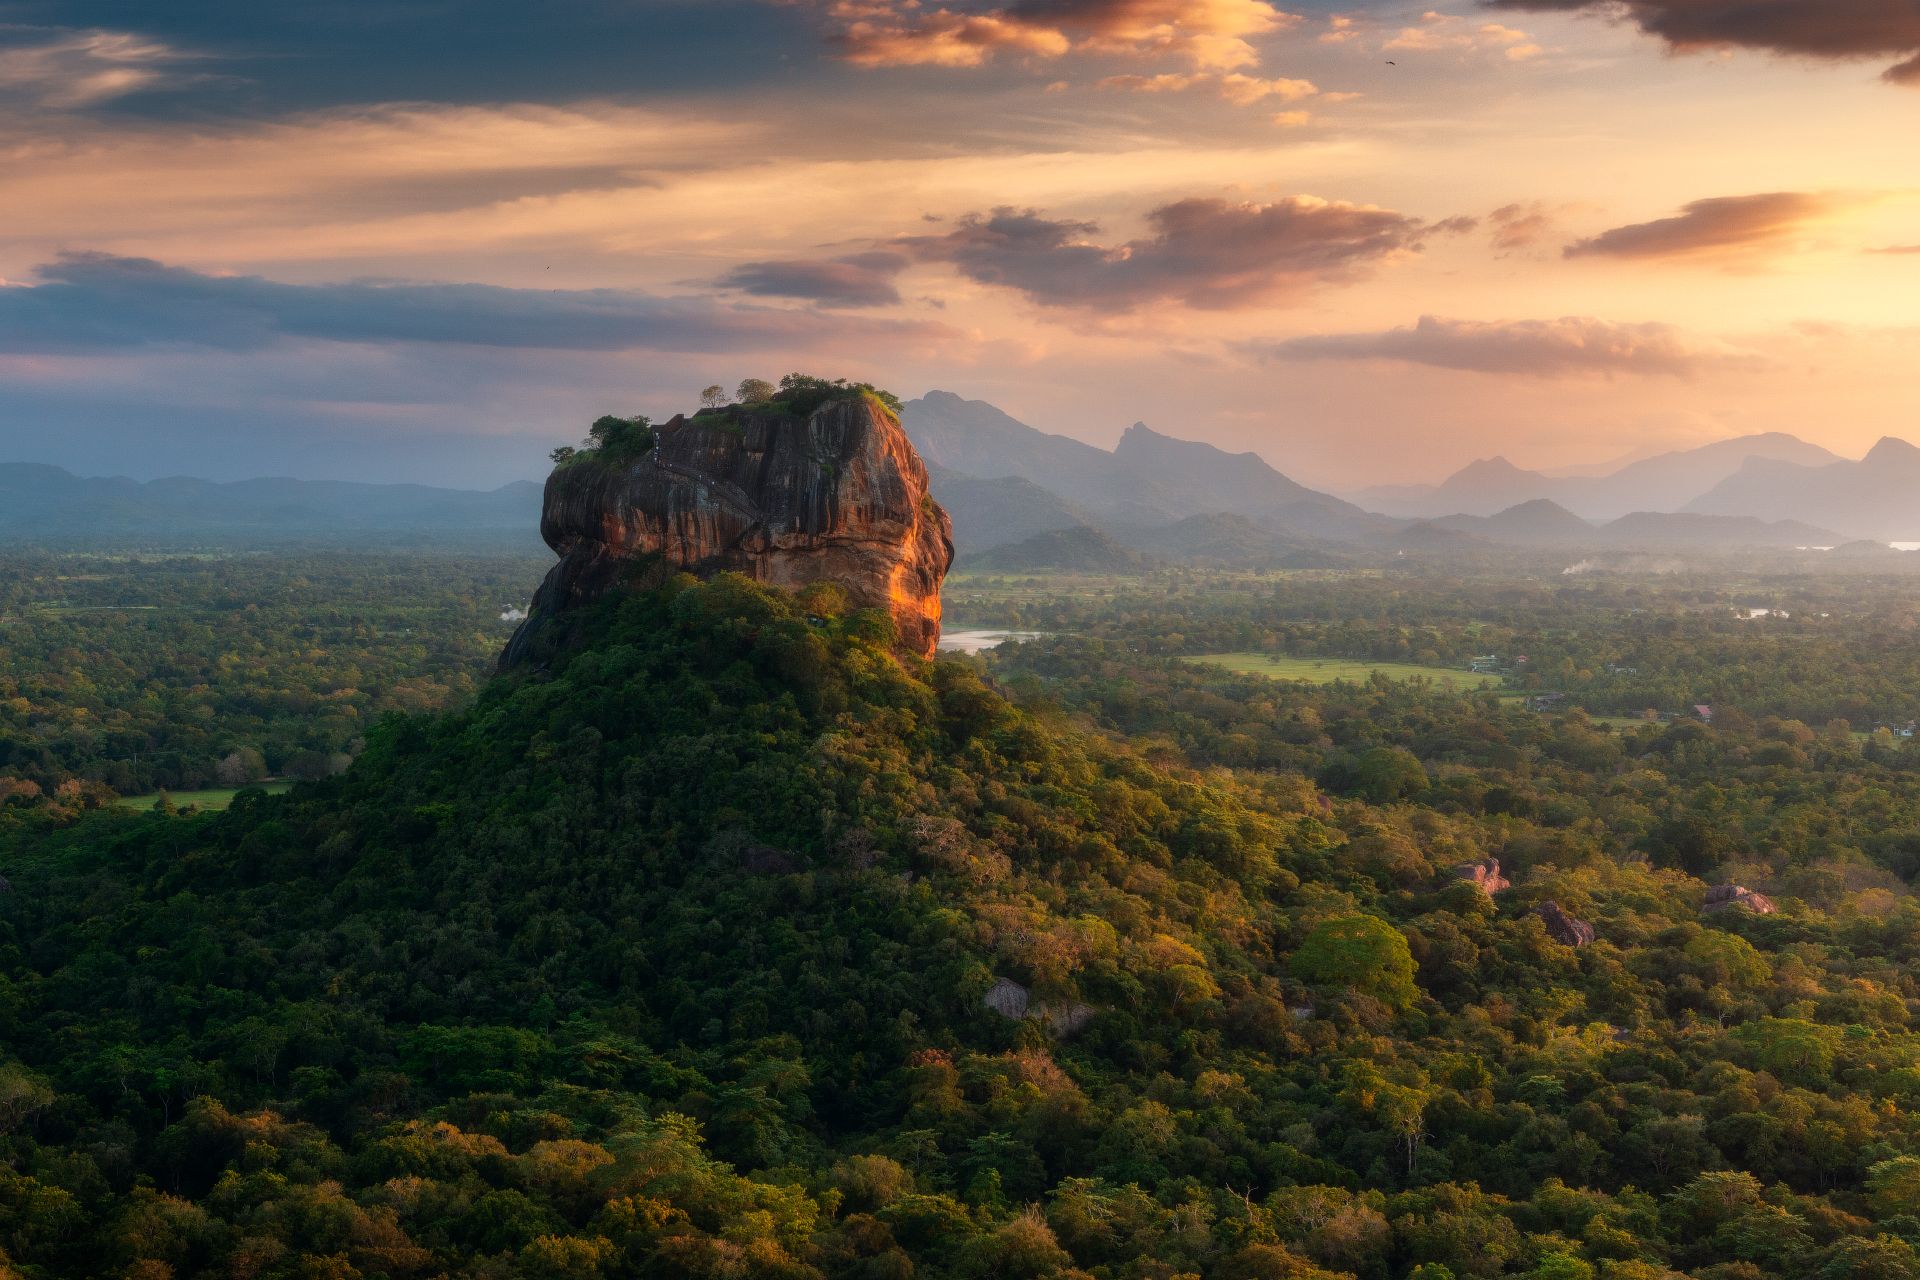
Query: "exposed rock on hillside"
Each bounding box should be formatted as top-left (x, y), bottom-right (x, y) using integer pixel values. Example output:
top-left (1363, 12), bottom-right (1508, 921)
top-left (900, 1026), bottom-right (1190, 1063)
top-left (984, 977), bottom-right (1030, 1020)
top-left (1535, 900), bottom-right (1596, 946)
top-left (1704, 883), bottom-right (1777, 915)
top-left (505, 395), bottom-right (953, 663)
top-left (1452, 857), bottom-right (1511, 894)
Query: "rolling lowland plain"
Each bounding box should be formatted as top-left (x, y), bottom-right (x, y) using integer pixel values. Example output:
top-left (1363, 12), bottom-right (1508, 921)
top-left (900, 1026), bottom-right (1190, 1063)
top-left (11, 540), bottom-right (1920, 1277)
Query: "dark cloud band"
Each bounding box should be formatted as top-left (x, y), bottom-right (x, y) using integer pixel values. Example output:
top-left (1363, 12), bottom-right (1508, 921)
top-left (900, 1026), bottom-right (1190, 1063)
top-left (1486, 0), bottom-right (1920, 84)
top-left (893, 197), bottom-right (1458, 310)
top-left (717, 252), bottom-right (911, 307)
top-left (0, 253), bottom-right (946, 355)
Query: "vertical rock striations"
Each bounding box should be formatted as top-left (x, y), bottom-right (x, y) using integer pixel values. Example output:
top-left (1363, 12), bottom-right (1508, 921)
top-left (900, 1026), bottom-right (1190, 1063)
top-left (504, 394), bottom-right (954, 665)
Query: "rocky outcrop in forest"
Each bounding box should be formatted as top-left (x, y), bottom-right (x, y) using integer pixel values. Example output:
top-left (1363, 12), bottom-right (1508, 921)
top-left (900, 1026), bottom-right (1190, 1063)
top-left (1535, 900), bottom-right (1596, 947)
top-left (1452, 857), bottom-right (1511, 894)
top-left (505, 393), bottom-right (954, 663)
top-left (1704, 883), bottom-right (1777, 914)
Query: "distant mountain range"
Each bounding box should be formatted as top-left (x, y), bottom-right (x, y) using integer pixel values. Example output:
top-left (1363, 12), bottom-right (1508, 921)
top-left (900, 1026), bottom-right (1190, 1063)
top-left (0, 463), bottom-right (544, 548)
top-left (1685, 438), bottom-right (1920, 541)
top-left (1412, 499), bottom-right (1840, 548)
top-left (902, 391), bottom-right (1381, 543)
top-left (971, 525), bottom-right (1150, 574)
top-left (6, 394), bottom-right (1912, 563)
top-left (903, 392), bottom-right (1892, 566)
top-left (1354, 433), bottom-right (1845, 521)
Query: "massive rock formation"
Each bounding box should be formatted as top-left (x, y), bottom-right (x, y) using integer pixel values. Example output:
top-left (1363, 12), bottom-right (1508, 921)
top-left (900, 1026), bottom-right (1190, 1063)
top-left (504, 395), bottom-right (954, 664)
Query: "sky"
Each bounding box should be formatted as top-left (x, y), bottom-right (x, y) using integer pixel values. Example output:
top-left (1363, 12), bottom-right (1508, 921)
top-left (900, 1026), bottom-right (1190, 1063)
top-left (1, 0), bottom-right (1916, 491)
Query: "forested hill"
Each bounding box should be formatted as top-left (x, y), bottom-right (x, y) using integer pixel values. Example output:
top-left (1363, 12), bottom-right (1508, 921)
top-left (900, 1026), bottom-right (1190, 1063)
top-left (2, 573), bottom-right (1920, 1277)
top-left (0, 463), bottom-right (543, 548)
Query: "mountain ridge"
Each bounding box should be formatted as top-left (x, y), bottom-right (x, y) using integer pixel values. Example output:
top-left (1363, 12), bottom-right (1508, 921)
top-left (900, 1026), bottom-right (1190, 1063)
top-left (902, 391), bottom-right (1370, 535)
top-left (1686, 439), bottom-right (1920, 539)
top-left (1354, 432), bottom-right (1847, 520)
top-left (0, 461), bottom-right (544, 546)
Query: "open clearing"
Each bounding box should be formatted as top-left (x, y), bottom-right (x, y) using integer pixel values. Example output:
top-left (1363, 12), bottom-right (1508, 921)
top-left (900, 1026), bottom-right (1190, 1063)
top-left (115, 781), bottom-right (294, 812)
top-left (1189, 653), bottom-right (1499, 688)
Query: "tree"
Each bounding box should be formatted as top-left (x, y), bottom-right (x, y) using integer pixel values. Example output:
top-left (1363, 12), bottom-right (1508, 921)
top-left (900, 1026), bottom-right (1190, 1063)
top-left (1533, 1254), bottom-right (1593, 1280)
top-left (1871, 1157), bottom-right (1920, 1218)
top-left (736, 378), bottom-right (777, 404)
top-left (1290, 915), bottom-right (1419, 1008)
top-left (1353, 747), bottom-right (1428, 803)
top-left (700, 384), bottom-right (726, 409)
top-left (214, 747), bottom-right (266, 787)
top-left (1684, 931), bottom-right (1770, 990)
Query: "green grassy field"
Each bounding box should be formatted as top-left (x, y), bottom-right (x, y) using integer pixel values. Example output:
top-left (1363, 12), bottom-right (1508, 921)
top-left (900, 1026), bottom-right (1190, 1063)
top-left (114, 781), bottom-right (294, 812)
top-left (1188, 653), bottom-right (1499, 688)
top-left (1590, 714), bottom-right (1657, 730)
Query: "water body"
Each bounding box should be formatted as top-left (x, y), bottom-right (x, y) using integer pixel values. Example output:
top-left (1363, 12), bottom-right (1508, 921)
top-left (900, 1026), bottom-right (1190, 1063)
top-left (937, 629), bottom-right (1042, 654)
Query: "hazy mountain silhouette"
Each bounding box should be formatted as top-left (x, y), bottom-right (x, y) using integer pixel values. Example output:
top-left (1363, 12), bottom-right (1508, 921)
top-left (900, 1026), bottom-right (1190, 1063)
top-left (1426, 498), bottom-right (1596, 544)
top-left (969, 524), bottom-right (1151, 573)
top-left (1405, 500), bottom-right (1838, 549)
top-left (0, 463), bottom-right (543, 548)
top-left (923, 467), bottom-right (1094, 553)
top-left (1597, 511), bottom-right (1842, 547)
top-left (902, 392), bottom-right (1373, 535)
top-left (1114, 512), bottom-right (1306, 566)
top-left (1685, 437), bottom-right (1920, 540)
top-left (1356, 433), bottom-right (1842, 520)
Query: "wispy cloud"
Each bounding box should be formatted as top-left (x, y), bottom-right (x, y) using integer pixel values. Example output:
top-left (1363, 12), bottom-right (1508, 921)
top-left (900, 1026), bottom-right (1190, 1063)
top-left (1095, 70), bottom-right (1317, 103)
top-left (1488, 202), bottom-right (1558, 252)
top-left (0, 253), bottom-right (950, 355)
top-left (1251, 314), bottom-right (1762, 376)
top-left (0, 26), bottom-right (209, 108)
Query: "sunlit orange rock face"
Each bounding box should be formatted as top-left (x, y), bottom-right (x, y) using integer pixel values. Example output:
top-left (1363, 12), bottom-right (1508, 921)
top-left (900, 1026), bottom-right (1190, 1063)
top-left (507, 396), bottom-right (954, 663)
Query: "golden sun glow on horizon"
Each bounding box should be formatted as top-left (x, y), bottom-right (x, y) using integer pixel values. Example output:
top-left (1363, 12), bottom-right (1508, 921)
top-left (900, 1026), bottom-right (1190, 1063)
top-left (0, 0), bottom-right (1917, 487)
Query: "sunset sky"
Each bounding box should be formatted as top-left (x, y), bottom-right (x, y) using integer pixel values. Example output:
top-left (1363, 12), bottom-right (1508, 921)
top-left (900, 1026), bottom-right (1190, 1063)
top-left (2, 0), bottom-right (1916, 490)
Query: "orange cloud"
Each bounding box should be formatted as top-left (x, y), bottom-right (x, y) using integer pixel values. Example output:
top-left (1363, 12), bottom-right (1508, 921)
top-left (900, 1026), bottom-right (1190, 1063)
top-left (1383, 11), bottom-right (1542, 60)
top-left (1564, 192), bottom-right (1850, 263)
top-left (832, 7), bottom-right (1071, 67)
top-left (1488, 202), bottom-right (1558, 252)
top-left (1253, 314), bottom-right (1763, 377)
top-left (1095, 70), bottom-right (1317, 102)
top-left (1319, 15), bottom-right (1363, 44)
top-left (809, 0), bottom-right (1296, 71)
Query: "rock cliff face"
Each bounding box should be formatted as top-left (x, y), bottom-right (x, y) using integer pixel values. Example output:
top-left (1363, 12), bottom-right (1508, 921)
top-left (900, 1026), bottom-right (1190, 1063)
top-left (504, 396), bottom-right (954, 665)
